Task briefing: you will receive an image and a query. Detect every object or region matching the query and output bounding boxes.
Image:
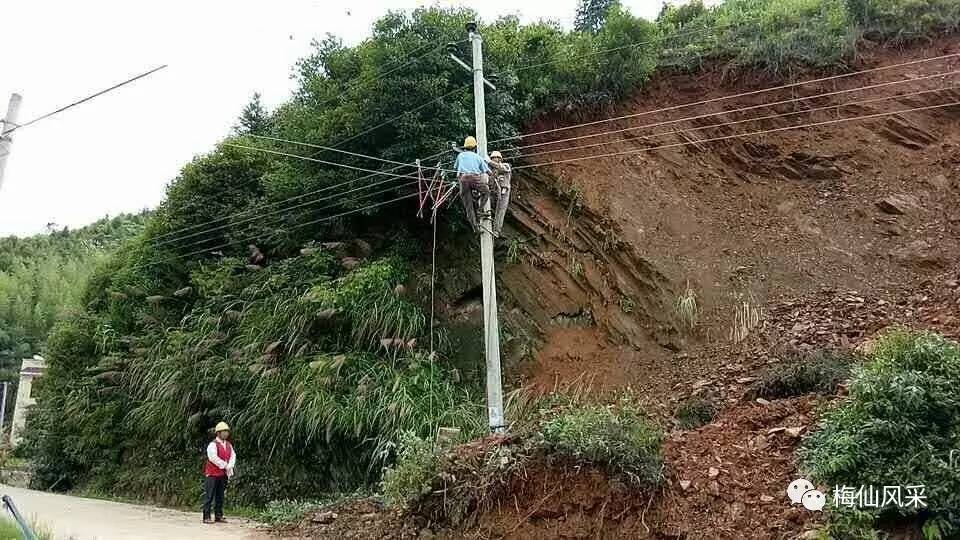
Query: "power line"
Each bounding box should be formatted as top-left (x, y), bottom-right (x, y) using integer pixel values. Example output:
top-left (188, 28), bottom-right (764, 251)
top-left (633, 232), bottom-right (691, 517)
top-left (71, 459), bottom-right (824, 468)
top-left (144, 17), bottom-right (842, 248)
top-left (225, 143), bottom-right (426, 180)
top-left (512, 75), bottom-right (960, 159)
top-left (249, 134), bottom-right (454, 173)
top-left (309, 83), bottom-right (472, 157)
top-left (492, 52), bottom-right (960, 144)
top-left (131, 192), bottom-right (419, 273)
top-left (150, 162), bottom-right (420, 251)
top-left (514, 98), bottom-right (960, 170)
top-left (141, 19), bottom-right (780, 245)
top-left (1, 65), bottom-right (168, 136)
top-left (143, 142), bottom-right (428, 250)
top-left (145, 144), bottom-right (452, 246)
top-left (504, 68), bottom-right (960, 155)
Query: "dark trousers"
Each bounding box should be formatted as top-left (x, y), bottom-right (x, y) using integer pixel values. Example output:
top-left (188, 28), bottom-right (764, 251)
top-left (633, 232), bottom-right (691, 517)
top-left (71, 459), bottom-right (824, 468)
top-left (203, 475), bottom-right (228, 520)
top-left (459, 174), bottom-right (490, 233)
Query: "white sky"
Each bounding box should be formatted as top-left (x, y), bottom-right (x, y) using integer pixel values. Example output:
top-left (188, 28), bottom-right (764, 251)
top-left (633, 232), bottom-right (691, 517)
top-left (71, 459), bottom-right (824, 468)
top-left (0, 0), bottom-right (680, 236)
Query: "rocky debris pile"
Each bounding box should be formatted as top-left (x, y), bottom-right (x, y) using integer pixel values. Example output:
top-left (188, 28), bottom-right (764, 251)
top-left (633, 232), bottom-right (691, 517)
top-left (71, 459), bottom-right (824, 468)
top-left (670, 269), bottom-right (960, 409)
top-left (644, 396), bottom-right (823, 540)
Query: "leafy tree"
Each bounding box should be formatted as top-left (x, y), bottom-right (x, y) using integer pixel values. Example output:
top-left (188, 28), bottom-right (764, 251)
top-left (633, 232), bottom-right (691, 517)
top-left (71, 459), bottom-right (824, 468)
top-left (575, 0), bottom-right (620, 32)
top-left (234, 92), bottom-right (273, 136)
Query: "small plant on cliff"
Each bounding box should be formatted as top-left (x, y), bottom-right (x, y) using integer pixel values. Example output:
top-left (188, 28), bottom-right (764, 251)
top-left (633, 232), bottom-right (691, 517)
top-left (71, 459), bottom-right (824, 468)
top-left (751, 349), bottom-right (853, 400)
top-left (674, 396), bottom-right (716, 429)
top-left (506, 238), bottom-right (524, 264)
top-left (675, 284), bottom-right (700, 330)
top-left (539, 402), bottom-right (664, 486)
top-left (799, 331), bottom-right (960, 539)
top-left (728, 295), bottom-right (763, 344)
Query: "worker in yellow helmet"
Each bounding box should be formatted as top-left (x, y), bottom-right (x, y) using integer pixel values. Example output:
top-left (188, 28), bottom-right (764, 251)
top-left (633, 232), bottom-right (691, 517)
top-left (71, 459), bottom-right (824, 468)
top-left (486, 150), bottom-right (512, 235)
top-left (454, 136), bottom-right (491, 233)
top-left (202, 421), bottom-right (236, 524)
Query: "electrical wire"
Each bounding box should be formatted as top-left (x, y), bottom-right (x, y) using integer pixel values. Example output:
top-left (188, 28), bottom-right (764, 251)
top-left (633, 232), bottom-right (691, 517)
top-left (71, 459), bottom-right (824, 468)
top-left (309, 83), bottom-right (472, 157)
top-left (225, 143), bottom-right (426, 180)
top-left (513, 80), bottom-right (960, 160)
top-left (249, 134), bottom-right (454, 173)
top-left (141, 19), bottom-right (824, 246)
top-left (144, 144), bottom-right (452, 246)
top-left (514, 98), bottom-right (960, 170)
top-left (142, 59), bottom-right (956, 250)
top-left (151, 165), bottom-right (420, 251)
top-left (131, 190), bottom-right (420, 272)
top-left (503, 69), bottom-right (960, 155)
top-left (491, 53), bottom-right (960, 144)
top-left (1, 65), bottom-right (168, 136)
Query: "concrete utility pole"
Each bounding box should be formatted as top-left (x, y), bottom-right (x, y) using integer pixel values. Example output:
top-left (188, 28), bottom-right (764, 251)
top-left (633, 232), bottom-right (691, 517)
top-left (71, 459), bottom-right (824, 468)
top-left (467, 22), bottom-right (505, 433)
top-left (0, 93), bottom-right (23, 194)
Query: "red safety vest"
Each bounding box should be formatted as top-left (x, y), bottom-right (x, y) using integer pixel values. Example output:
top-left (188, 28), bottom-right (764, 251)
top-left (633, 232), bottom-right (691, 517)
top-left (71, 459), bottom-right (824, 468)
top-left (204, 439), bottom-right (233, 477)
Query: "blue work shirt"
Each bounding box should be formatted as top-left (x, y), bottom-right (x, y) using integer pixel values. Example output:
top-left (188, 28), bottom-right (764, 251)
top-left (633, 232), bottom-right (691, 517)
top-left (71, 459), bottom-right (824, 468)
top-left (455, 151), bottom-right (491, 175)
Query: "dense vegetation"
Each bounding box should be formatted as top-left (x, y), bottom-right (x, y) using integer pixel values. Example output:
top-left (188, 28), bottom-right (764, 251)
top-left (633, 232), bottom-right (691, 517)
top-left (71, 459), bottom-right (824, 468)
top-left (800, 331), bottom-right (960, 539)
top-left (21, 0), bottom-right (959, 509)
top-left (0, 214), bottom-right (146, 426)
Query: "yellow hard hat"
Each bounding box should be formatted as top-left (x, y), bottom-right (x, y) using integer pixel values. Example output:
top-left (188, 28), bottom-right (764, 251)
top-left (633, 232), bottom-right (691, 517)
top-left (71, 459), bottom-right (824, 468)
top-left (490, 151), bottom-right (502, 159)
top-left (214, 421), bottom-right (230, 433)
top-left (463, 136), bottom-right (477, 149)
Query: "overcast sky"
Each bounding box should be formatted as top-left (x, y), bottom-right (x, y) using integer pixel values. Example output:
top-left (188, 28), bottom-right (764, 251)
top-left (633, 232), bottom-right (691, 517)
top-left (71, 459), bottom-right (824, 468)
top-left (0, 0), bottom-right (681, 236)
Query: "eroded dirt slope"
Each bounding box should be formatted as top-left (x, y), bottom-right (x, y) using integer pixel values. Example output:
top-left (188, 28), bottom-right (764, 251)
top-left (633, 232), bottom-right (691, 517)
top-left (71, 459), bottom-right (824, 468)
top-left (495, 35), bottom-right (960, 402)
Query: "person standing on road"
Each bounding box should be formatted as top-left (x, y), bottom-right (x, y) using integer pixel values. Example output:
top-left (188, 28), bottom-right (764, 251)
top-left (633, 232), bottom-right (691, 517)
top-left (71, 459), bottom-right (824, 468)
top-left (202, 421), bottom-right (236, 524)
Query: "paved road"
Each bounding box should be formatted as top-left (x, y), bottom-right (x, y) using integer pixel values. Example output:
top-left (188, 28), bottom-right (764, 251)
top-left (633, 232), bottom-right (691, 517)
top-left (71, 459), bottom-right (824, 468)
top-left (1, 485), bottom-right (267, 539)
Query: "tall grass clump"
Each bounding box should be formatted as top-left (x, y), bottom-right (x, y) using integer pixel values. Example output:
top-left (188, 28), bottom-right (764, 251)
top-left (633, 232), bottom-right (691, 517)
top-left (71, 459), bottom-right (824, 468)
top-left (675, 284), bottom-right (699, 331)
top-left (799, 331), bottom-right (960, 539)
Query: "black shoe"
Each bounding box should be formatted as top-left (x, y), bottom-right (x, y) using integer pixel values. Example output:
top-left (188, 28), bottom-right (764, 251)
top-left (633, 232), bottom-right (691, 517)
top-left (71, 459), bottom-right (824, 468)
top-left (215, 518), bottom-right (228, 523)
top-left (203, 518), bottom-right (214, 524)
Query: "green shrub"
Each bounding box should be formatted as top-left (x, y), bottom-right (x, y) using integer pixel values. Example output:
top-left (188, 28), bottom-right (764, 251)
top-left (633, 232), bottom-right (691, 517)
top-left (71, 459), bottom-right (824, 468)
top-left (753, 350), bottom-right (853, 399)
top-left (539, 403), bottom-right (664, 486)
top-left (798, 331), bottom-right (960, 538)
top-left (258, 498), bottom-right (326, 526)
top-left (661, 0), bottom-right (860, 75)
top-left (382, 432), bottom-right (443, 508)
top-left (675, 397), bottom-right (717, 429)
top-left (847, 0), bottom-right (960, 42)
